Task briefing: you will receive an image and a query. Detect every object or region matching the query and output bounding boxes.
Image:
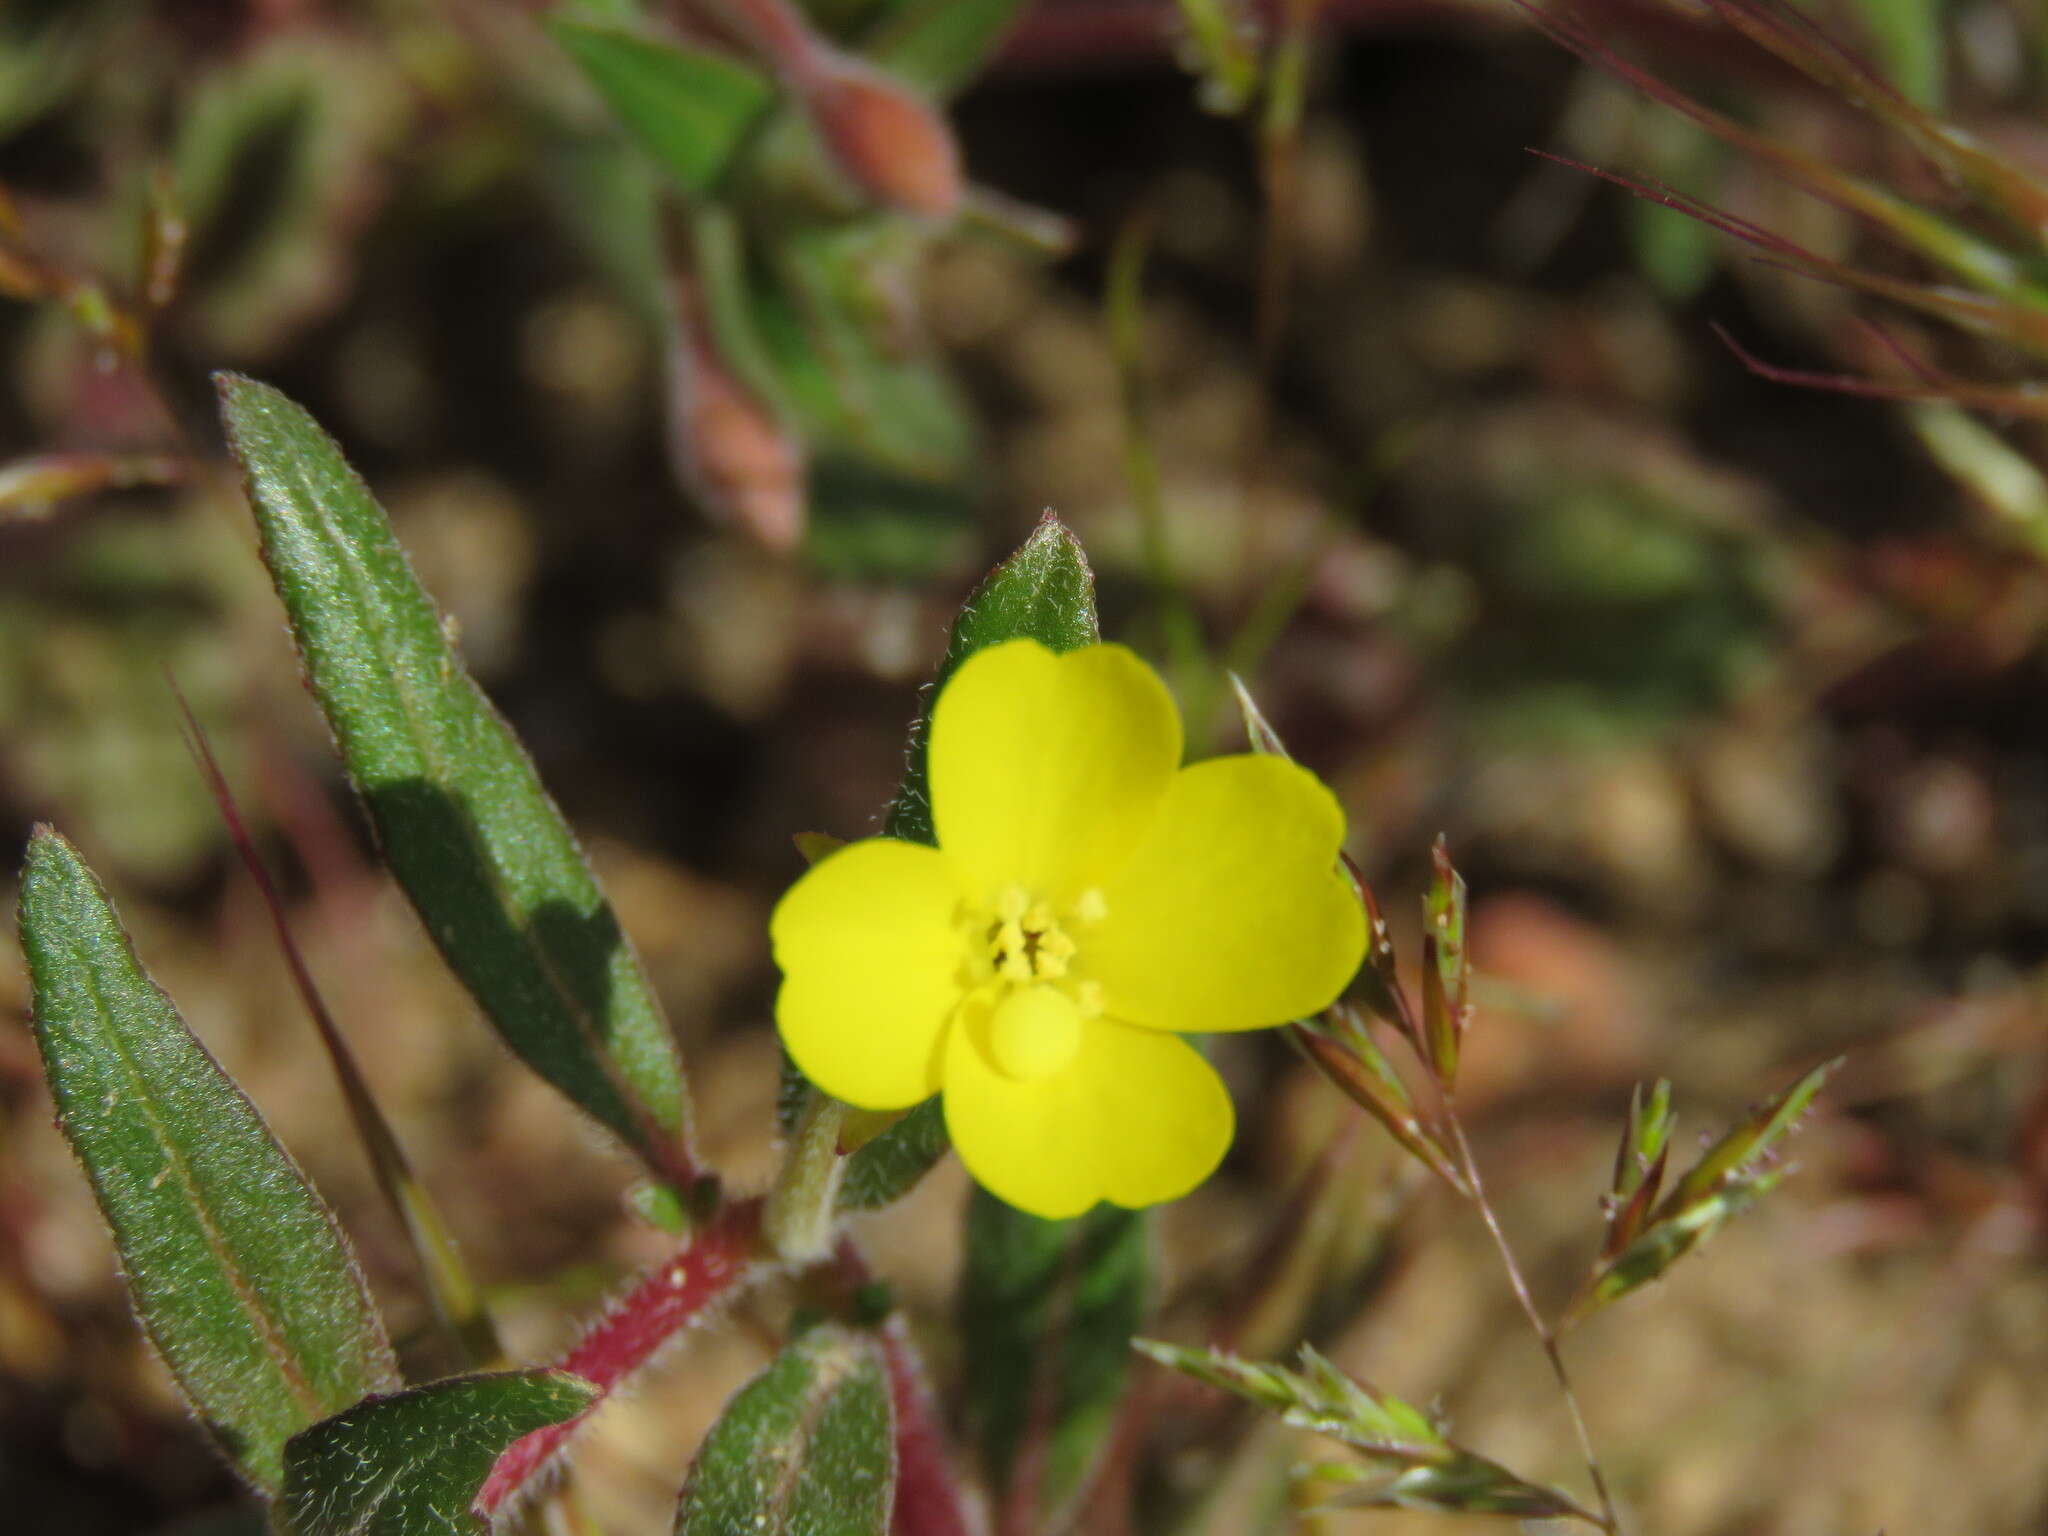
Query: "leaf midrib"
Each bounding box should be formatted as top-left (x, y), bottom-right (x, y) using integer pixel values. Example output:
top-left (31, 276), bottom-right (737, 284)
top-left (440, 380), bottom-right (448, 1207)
top-left (68, 940), bottom-right (329, 1424)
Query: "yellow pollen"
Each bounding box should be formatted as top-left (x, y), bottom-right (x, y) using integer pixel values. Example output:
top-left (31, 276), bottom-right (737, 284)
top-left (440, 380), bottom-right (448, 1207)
top-left (986, 985), bottom-right (1082, 1080)
top-left (1073, 888), bottom-right (1108, 924)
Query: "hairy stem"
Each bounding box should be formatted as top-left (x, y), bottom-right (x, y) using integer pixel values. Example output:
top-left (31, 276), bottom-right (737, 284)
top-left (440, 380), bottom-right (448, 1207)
top-left (475, 1200), bottom-right (767, 1517)
top-left (765, 1089), bottom-right (848, 1263)
top-left (1443, 1110), bottom-right (1621, 1535)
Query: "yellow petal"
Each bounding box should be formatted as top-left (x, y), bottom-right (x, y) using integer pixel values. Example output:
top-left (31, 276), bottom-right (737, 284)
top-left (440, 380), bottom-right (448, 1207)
top-left (1085, 755), bottom-right (1365, 1032)
top-left (943, 1008), bottom-right (1234, 1219)
top-left (930, 640), bottom-right (1181, 902)
top-left (771, 839), bottom-right (966, 1110)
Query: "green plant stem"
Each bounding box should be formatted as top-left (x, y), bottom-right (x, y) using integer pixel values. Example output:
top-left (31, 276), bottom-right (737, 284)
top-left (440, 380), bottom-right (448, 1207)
top-left (765, 1088), bottom-right (849, 1262)
top-left (1443, 1108), bottom-right (1621, 1536)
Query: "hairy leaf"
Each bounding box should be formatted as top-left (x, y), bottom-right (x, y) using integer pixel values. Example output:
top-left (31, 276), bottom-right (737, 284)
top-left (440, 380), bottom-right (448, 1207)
top-left (675, 1323), bottom-right (894, 1535)
top-left (838, 1097), bottom-right (948, 1211)
top-left (963, 1193), bottom-right (1145, 1525)
top-left (217, 375), bottom-right (694, 1183)
top-left (279, 1370), bottom-right (595, 1536)
top-left (18, 829), bottom-right (398, 1495)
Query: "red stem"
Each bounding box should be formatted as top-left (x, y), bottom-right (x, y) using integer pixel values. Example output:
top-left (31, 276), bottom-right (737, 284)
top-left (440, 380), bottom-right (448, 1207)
top-left (880, 1315), bottom-right (980, 1536)
top-left (828, 1238), bottom-right (979, 1536)
top-left (475, 1200), bottom-right (767, 1518)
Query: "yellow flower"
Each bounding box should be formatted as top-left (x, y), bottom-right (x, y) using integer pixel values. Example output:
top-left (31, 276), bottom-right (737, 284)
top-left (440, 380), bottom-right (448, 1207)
top-left (771, 639), bottom-right (1366, 1219)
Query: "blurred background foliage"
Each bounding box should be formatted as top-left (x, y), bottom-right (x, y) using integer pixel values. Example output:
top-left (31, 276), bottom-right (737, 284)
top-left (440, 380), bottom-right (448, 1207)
top-left (8, 0), bottom-right (2048, 1532)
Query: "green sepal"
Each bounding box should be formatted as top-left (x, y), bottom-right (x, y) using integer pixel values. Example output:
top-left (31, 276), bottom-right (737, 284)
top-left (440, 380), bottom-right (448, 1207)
top-left (838, 1097), bottom-right (947, 1211)
top-left (674, 1323), bottom-right (895, 1535)
top-left (216, 375), bottom-right (695, 1184)
top-left (17, 829), bottom-right (399, 1496)
top-left (278, 1370), bottom-right (597, 1535)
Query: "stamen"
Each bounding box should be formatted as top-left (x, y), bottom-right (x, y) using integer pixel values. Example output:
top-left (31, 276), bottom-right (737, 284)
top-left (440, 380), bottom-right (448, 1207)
top-left (1072, 888), bottom-right (1108, 924)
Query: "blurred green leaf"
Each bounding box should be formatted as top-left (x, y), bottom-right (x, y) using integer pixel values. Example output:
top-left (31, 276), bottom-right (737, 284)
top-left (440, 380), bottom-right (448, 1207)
top-left (690, 206), bottom-right (974, 481)
top-left (963, 1193), bottom-right (1146, 1525)
top-left (1909, 402), bottom-right (2048, 561)
top-left (1169, 0), bottom-right (1262, 115)
top-left (773, 224), bottom-right (977, 475)
top-left (0, 0), bottom-right (108, 140)
top-left (838, 1097), bottom-right (948, 1210)
top-left (217, 375), bottom-right (696, 1185)
top-left (17, 829), bottom-right (399, 1496)
top-left (278, 1369), bottom-right (594, 1536)
top-left (1139, 1341), bottom-right (1597, 1524)
top-left (550, 20), bottom-right (775, 196)
top-left (1812, 0), bottom-right (1949, 107)
top-left (535, 125), bottom-right (671, 333)
top-left (1627, 110), bottom-right (1725, 303)
top-left (172, 38), bottom-right (402, 358)
top-left (674, 1323), bottom-right (894, 1536)
top-left (866, 0), bottom-right (1032, 96)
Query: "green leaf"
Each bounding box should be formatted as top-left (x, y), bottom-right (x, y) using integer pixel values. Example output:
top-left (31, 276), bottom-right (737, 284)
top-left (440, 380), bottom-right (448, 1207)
top-left (865, 0), bottom-right (1032, 96)
top-left (962, 1192), bottom-right (1145, 1525)
top-left (838, 1097), bottom-right (947, 1211)
top-left (16, 829), bottom-right (399, 1496)
top-left (675, 1323), bottom-right (894, 1536)
top-left (550, 20), bottom-right (775, 196)
top-left (278, 1370), bottom-right (596, 1536)
top-left (217, 376), bottom-right (695, 1183)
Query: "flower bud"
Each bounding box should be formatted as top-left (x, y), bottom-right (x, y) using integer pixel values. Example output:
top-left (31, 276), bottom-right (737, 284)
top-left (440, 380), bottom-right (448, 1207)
top-left (801, 53), bottom-right (962, 219)
top-left (667, 290), bottom-right (806, 552)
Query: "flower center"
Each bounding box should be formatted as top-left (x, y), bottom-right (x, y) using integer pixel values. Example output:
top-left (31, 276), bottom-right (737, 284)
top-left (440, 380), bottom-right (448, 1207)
top-left (987, 985), bottom-right (1081, 1080)
top-left (985, 883), bottom-right (1089, 982)
top-left (958, 883), bottom-right (1108, 1080)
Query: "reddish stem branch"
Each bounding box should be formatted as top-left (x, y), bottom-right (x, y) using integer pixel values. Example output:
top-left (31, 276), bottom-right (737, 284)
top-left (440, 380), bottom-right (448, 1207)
top-left (880, 1315), bottom-right (980, 1536)
top-left (827, 1238), bottom-right (980, 1536)
top-left (475, 1200), bottom-right (767, 1518)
